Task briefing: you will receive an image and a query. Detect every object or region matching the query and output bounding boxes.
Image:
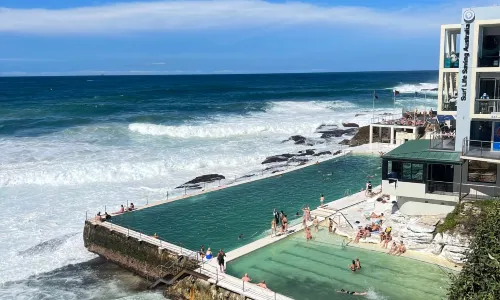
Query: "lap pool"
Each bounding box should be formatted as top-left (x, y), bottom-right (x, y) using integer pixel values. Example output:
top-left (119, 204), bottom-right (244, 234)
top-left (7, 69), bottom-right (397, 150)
top-left (110, 154), bottom-right (381, 252)
top-left (226, 228), bottom-right (453, 300)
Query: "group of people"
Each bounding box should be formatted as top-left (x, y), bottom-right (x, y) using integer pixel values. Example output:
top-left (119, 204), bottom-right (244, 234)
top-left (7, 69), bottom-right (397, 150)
top-left (241, 273), bottom-right (268, 289)
top-left (118, 203), bottom-right (135, 213)
top-left (96, 203), bottom-right (136, 221)
top-left (199, 246), bottom-right (227, 273)
top-left (352, 212), bottom-right (406, 256)
top-left (271, 209), bottom-right (289, 236)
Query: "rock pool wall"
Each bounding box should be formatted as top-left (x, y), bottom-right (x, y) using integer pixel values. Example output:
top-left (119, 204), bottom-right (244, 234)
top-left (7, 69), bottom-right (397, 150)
top-left (164, 276), bottom-right (247, 300)
top-left (83, 221), bottom-right (199, 279)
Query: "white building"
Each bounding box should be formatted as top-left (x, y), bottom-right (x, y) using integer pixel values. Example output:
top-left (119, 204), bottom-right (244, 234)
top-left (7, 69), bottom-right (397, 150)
top-left (381, 6), bottom-right (500, 216)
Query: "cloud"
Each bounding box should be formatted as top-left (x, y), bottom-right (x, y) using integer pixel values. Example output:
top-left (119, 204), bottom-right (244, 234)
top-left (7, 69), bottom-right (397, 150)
top-left (0, 0), bottom-right (479, 35)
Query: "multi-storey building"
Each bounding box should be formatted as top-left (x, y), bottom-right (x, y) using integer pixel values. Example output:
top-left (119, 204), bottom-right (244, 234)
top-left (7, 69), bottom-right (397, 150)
top-left (381, 6), bottom-right (500, 216)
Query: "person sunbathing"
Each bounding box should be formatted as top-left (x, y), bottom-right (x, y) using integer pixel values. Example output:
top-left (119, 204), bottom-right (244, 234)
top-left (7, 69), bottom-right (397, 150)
top-left (370, 212), bottom-right (384, 218)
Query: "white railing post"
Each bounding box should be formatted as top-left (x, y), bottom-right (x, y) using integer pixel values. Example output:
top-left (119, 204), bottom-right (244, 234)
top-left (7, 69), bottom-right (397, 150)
top-left (85, 211), bottom-right (88, 221)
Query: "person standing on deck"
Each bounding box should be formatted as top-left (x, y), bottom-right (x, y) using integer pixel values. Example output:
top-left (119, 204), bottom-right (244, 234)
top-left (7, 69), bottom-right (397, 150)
top-left (320, 194), bottom-right (325, 207)
top-left (217, 249), bottom-right (226, 273)
top-left (273, 208), bottom-right (279, 225)
top-left (271, 218), bottom-right (277, 237)
top-left (365, 181), bottom-right (373, 196)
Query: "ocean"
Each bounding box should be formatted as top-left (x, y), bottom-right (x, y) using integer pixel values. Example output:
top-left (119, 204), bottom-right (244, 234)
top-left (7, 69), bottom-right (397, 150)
top-left (0, 71), bottom-right (438, 299)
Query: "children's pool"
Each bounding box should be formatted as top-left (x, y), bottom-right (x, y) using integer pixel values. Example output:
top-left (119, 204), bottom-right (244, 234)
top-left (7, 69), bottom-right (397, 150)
top-left (226, 228), bottom-right (453, 300)
top-left (110, 155), bottom-right (382, 252)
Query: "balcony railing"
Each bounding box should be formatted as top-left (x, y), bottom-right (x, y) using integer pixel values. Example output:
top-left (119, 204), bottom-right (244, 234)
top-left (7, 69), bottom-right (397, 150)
top-left (429, 132), bottom-right (456, 151)
top-left (426, 180), bottom-right (457, 194)
top-left (475, 99), bottom-right (500, 114)
top-left (462, 138), bottom-right (500, 160)
top-left (426, 180), bottom-right (500, 200)
top-left (478, 56), bottom-right (500, 68)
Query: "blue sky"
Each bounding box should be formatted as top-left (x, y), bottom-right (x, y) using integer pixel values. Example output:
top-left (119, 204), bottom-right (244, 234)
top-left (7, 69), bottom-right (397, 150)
top-left (0, 0), bottom-right (495, 75)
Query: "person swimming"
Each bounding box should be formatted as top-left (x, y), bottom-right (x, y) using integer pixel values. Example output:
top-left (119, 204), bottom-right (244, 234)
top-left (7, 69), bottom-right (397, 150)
top-left (355, 258), bottom-right (361, 270)
top-left (238, 233), bottom-right (244, 240)
top-left (337, 289), bottom-right (367, 296)
top-left (349, 260), bottom-right (357, 272)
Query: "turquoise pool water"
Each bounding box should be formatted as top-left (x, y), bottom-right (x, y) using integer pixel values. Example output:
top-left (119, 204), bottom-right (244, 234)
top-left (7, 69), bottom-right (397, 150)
top-left (226, 229), bottom-right (453, 300)
top-left (110, 155), bottom-right (381, 252)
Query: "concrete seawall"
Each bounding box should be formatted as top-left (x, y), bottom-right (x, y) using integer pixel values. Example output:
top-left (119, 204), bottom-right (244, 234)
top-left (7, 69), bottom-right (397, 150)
top-left (83, 221), bottom-right (199, 280)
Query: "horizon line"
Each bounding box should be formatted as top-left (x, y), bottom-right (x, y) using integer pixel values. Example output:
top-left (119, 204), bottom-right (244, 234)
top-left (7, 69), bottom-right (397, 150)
top-left (0, 69), bottom-right (438, 78)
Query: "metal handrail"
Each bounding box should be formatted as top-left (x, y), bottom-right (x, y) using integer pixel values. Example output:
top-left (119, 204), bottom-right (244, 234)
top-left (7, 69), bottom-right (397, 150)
top-left (462, 137), bottom-right (497, 158)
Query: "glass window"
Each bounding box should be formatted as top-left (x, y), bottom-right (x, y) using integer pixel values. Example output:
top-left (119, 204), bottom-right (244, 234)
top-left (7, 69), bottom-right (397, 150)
top-left (402, 163), bottom-right (412, 180)
top-left (412, 164), bottom-right (424, 181)
top-left (468, 161), bottom-right (497, 183)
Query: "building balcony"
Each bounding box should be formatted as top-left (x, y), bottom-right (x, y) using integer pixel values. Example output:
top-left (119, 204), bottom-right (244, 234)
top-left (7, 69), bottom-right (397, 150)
top-left (429, 133), bottom-right (456, 151)
top-left (478, 56), bottom-right (500, 68)
top-left (475, 99), bottom-right (500, 114)
top-left (462, 138), bottom-right (500, 161)
top-left (426, 180), bottom-right (500, 201)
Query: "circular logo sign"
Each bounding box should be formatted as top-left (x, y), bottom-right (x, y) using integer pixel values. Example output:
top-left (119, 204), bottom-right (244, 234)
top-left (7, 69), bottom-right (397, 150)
top-left (463, 9), bottom-right (475, 23)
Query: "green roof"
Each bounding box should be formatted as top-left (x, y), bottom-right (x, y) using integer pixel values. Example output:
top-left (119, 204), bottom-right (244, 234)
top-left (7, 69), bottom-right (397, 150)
top-left (382, 139), bottom-right (462, 164)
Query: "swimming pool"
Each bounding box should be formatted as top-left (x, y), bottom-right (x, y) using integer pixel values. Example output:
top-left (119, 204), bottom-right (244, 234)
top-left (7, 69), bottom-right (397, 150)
top-left (226, 228), bottom-right (453, 300)
top-left (110, 155), bottom-right (381, 252)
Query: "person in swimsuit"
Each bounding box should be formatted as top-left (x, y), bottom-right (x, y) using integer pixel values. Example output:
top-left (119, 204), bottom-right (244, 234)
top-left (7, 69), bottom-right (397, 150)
top-left (320, 194), bottom-right (325, 207)
top-left (199, 245), bottom-right (205, 259)
top-left (337, 289), bottom-right (367, 296)
top-left (305, 226), bottom-right (312, 241)
top-left (153, 233), bottom-right (158, 239)
top-left (257, 281), bottom-right (268, 289)
top-left (271, 218), bottom-right (277, 237)
top-left (388, 242), bottom-right (398, 255)
top-left (355, 258), bottom-right (361, 270)
top-left (242, 273), bottom-right (251, 282)
top-left (354, 229), bottom-right (363, 243)
top-left (282, 215), bottom-right (288, 233)
top-left (397, 241), bottom-right (406, 256)
top-left (380, 231), bottom-right (386, 244)
top-left (383, 233), bottom-right (392, 249)
top-left (217, 249), bottom-right (226, 273)
top-left (328, 218), bottom-right (333, 233)
top-left (349, 260), bottom-right (357, 272)
top-left (313, 216), bottom-right (319, 232)
top-left (205, 248), bottom-right (213, 259)
top-left (119, 205), bottom-right (125, 213)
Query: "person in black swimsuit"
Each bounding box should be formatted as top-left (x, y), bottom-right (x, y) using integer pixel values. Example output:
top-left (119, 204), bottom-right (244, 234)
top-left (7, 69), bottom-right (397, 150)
top-left (217, 249), bottom-right (226, 273)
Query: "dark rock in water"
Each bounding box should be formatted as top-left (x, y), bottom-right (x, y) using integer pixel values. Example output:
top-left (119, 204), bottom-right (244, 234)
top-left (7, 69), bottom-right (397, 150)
top-left (262, 154), bottom-right (294, 164)
top-left (240, 174), bottom-right (255, 179)
top-left (176, 174), bottom-right (225, 188)
top-left (272, 170), bottom-right (283, 174)
top-left (297, 149), bottom-right (315, 156)
top-left (313, 151), bottom-right (332, 156)
top-left (355, 113), bottom-right (365, 117)
top-left (332, 150), bottom-right (342, 156)
top-left (282, 135), bottom-right (307, 144)
top-left (316, 124), bottom-right (338, 131)
top-left (288, 157), bottom-right (309, 163)
top-left (320, 128), bottom-right (358, 139)
top-left (342, 122), bottom-right (359, 128)
top-left (339, 139), bottom-right (350, 145)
